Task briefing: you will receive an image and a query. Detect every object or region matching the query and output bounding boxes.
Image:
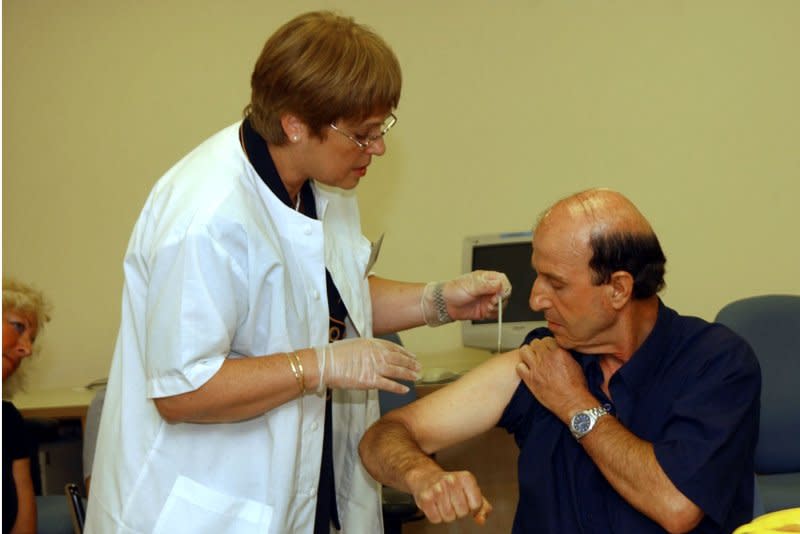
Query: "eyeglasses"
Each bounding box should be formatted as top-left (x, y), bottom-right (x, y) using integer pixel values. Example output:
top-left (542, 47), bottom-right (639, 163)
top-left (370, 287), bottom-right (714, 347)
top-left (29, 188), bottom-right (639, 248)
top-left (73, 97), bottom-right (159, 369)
top-left (329, 113), bottom-right (397, 150)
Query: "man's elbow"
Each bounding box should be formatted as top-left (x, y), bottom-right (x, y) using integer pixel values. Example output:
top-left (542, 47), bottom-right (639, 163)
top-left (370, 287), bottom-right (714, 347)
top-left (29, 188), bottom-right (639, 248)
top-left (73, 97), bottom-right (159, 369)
top-left (358, 420), bottom-right (384, 477)
top-left (659, 499), bottom-right (704, 534)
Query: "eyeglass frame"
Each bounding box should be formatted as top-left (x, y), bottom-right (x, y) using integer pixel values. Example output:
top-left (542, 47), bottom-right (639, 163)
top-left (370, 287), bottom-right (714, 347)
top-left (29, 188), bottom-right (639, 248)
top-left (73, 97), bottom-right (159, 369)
top-left (328, 113), bottom-right (397, 150)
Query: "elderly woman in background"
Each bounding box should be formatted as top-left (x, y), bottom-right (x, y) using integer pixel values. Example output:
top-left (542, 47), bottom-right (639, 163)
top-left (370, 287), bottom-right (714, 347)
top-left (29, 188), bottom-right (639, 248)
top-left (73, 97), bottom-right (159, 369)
top-left (86, 10), bottom-right (509, 534)
top-left (3, 278), bottom-right (52, 534)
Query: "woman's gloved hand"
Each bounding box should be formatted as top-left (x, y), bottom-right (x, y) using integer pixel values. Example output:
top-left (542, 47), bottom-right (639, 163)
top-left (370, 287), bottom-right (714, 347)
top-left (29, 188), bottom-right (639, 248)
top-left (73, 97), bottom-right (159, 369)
top-left (422, 270), bottom-right (512, 327)
top-left (315, 338), bottom-right (422, 394)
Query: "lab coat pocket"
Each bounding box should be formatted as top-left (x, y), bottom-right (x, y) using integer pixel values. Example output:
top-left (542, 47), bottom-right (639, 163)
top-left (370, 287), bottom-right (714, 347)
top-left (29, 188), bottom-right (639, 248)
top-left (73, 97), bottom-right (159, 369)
top-left (153, 475), bottom-right (273, 534)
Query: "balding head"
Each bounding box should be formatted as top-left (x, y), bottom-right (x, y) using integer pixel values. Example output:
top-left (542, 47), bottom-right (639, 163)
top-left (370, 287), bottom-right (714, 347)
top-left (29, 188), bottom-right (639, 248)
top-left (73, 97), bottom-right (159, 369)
top-left (534, 189), bottom-right (666, 299)
top-left (538, 188), bottom-right (651, 236)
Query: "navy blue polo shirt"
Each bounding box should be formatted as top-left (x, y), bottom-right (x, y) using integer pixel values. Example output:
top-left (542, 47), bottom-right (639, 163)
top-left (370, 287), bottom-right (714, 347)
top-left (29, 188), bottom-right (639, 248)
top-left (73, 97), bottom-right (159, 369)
top-left (498, 300), bottom-right (760, 534)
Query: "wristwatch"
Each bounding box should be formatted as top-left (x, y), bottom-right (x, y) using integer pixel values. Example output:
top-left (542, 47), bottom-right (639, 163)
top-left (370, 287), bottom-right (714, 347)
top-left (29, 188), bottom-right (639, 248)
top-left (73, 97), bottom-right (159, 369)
top-left (569, 406), bottom-right (609, 440)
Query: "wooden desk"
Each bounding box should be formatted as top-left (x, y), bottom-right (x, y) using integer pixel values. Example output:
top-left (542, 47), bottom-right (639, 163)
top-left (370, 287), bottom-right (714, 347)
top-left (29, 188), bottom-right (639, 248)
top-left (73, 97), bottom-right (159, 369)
top-left (11, 387), bottom-right (95, 433)
top-left (402, 383), bottom-right (519, 534)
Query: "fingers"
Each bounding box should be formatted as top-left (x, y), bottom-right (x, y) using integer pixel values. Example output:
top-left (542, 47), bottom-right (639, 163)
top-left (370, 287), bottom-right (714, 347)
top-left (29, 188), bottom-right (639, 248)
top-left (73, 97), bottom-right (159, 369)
top-left (371, 339), bottom-right (421, 392)
top-left (495, 273), bottom-right (512, 299)
top-left (377, 343), bottom-right (422, 380)
top-left (415, 472), bottom-right (484, 525)
top-left (459, 271), bottom-right (511, 300)
top-left (516, 361), bottom-right (530, 381)
top-left (473, 497), bottom-right (493, 526)
top-left (518, 344), bottom-right (535, 365)
top-left (325, 337), bottom-right (426, 390)
top-left (374, 376), bottom-right (411, 394)
top-left (372, 337), bottom-right (416, 357)
top-left (542, 336), bottom-right (558, 350)
top-left (372, 361), bottom-right (419, 393)
top-left (475, 271), bottom-right (512, 300)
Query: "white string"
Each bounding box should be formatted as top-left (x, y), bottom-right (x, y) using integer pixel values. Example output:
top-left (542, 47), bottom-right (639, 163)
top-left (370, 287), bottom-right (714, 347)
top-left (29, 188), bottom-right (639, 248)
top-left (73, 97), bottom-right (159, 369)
top-left (497, 294), bottom-right (503, 353)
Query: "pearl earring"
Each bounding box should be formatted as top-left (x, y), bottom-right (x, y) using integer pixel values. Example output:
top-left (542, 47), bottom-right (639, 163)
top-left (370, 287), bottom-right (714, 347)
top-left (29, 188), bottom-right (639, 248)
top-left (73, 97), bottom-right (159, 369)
top-left (292, 135), bottom-right (299, 142)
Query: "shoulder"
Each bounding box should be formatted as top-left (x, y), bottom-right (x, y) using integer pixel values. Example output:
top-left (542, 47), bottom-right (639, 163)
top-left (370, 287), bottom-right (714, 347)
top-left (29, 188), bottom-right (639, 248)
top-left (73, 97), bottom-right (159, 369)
top-left (2, 401), bottom-right (34, 458)
top-left (668, 311), bottom-right (760, 383)
top-left (130, 125), bottom-right (270, 258)
top-left (2, 400), bottom-right (23, 423)
top-left (141, 123), bottom-right (258, 233)
top-left (522, 326), bottom-right (554, 345)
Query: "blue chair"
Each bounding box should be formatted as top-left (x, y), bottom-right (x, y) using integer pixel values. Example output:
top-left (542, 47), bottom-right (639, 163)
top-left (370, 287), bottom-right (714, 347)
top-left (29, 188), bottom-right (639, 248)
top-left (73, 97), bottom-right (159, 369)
top-left (715, 294), bottom-right (800, 515)
top-left (375, 333), bottom-right (425, 534)
top-left (36, 495), bottom-right (74, 534)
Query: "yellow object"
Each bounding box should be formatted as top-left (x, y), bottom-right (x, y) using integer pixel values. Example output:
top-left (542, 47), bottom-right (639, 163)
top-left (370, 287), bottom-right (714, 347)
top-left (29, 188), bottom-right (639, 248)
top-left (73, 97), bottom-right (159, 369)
top-left (734, 508), bottom-right (800, 533)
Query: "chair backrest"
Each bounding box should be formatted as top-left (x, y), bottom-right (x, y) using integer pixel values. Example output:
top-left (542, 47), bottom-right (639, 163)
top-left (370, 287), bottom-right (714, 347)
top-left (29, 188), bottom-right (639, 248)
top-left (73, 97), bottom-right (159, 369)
top-left (64, 483), bottom-right (85, 534)
top-left (715, 294), bottom-right (800, 474)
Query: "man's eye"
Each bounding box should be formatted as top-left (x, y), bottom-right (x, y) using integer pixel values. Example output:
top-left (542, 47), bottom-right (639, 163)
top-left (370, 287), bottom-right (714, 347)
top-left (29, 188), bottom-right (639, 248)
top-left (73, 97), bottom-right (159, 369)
top-left (548, 280), bottom-right (565, 291)
top-left (11, 321), bottom-right (26, 334)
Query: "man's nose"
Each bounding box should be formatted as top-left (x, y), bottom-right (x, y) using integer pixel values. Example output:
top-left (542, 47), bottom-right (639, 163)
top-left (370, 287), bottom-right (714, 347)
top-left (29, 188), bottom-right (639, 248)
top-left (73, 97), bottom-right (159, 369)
top-left (529, 280), bottom-right (547, 311)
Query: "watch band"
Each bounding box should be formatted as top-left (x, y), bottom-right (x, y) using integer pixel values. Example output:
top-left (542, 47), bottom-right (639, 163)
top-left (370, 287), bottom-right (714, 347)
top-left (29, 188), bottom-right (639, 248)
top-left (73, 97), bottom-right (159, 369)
top-left (432, 282), bottom-right (452, 325)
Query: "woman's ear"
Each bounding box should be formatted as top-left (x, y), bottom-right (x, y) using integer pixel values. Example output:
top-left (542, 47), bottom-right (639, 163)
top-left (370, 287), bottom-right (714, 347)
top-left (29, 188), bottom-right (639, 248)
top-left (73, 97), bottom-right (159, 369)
top-left (280, 113), bottom-right (307, 143)
top-left (608, 271), bottom-right (634, 309)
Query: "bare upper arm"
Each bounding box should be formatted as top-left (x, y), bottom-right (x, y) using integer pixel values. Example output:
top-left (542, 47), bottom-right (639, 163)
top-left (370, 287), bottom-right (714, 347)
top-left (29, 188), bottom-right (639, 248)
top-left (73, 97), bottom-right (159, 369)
top-left (388, 350), bottom-right (522, 454)
top-left (11, 457), bottom-right (37, 532)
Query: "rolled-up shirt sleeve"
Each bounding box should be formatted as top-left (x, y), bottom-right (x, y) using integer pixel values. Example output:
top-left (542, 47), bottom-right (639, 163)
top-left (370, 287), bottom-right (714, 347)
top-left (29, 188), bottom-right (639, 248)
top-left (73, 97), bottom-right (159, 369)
top-left (653, 331), bottom-right (761, 527)
top-left (144, 223), bottom-right (248, 399)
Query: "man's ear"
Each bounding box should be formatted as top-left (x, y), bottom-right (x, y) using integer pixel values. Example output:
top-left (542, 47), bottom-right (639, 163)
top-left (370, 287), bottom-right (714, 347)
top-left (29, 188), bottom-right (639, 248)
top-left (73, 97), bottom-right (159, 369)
top-left (280, 113), bottom-right (308, 143)
top-left (608, 271), bottom-right (633, 309)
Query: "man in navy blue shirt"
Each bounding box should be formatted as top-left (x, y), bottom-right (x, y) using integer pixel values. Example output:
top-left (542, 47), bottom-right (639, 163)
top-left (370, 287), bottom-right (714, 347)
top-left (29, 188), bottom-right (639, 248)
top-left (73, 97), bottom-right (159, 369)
top-left (360, 189), bottom-right (760, 533)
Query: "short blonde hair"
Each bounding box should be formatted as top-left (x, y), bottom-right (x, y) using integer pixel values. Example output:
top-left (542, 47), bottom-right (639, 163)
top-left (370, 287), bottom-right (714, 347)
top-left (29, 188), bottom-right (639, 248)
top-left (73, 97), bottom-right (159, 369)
top-left (3, 277), bottom-right (52, 332)
top-left (245, 11), bottom-right (402, 144)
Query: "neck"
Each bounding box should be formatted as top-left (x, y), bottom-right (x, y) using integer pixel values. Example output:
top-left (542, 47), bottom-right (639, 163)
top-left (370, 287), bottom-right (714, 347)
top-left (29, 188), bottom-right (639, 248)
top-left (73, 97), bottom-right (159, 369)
top-left (268, 142), bottom-right (307, 204)
top-left (595, 296), bottom-right (659, 382)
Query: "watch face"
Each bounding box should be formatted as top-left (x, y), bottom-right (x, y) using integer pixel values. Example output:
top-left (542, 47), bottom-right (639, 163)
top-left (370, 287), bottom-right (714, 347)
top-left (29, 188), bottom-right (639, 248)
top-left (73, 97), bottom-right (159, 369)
top-left (573, 413), bottom-right (591, 433)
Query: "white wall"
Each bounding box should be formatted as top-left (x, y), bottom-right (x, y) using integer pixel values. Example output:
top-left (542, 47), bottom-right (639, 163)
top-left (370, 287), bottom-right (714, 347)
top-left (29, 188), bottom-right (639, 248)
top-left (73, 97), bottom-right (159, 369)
top-left (3, 0), bottom-right (799, 389)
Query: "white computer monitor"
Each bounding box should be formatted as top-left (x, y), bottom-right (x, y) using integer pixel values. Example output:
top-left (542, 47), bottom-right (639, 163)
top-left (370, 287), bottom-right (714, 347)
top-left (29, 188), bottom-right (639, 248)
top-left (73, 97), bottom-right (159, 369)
top-left (461, 232), bottom-right (546, 352)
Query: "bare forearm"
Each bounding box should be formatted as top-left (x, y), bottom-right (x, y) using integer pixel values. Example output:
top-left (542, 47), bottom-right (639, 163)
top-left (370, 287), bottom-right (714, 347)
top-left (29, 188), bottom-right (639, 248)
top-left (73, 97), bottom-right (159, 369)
top-left (360, 418), bottom-right (443, 493)
top-left (155, 349), bottom-right (319, 423)
top-left (369, 276), bottom-right (426, 334)
top-left (581, 418), bottom-right (702, 533)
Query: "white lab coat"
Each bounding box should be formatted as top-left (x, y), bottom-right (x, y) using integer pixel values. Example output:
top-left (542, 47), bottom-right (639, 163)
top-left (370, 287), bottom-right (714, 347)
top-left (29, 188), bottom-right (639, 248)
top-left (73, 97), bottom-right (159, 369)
top-left (85, 122), bottom-right (383, 533)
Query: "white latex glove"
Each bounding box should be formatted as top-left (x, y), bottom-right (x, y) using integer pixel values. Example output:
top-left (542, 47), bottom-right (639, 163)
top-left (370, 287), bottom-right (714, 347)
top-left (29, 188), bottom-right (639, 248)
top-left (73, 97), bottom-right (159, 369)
top-left (315, 338), bottom-right (421, 394)
top-left (422, 271), bottom-right (512, 326)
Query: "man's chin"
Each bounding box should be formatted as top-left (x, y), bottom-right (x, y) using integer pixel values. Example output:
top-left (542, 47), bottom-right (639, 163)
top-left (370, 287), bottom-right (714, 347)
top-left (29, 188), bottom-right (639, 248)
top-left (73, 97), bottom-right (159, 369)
top-left (549, 333), bottom-right (576, 350)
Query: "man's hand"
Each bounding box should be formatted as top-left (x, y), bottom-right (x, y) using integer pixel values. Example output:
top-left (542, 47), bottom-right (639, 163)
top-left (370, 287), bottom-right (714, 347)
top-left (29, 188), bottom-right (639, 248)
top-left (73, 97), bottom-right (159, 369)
top-left (516, 337), bottom-right (590, 421)
top-left (409, 469), bottom-right (493, 525)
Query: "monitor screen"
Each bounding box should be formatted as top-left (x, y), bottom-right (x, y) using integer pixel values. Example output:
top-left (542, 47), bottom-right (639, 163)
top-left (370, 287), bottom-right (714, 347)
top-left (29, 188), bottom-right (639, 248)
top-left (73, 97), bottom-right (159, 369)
top-left (461, 233), bottom-right (545, 351)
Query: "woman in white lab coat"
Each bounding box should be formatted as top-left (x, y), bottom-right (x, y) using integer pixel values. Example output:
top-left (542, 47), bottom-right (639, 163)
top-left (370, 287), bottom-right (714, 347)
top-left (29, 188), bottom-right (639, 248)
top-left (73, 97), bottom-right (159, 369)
top-left (85, 11), bottom-right (509, 534)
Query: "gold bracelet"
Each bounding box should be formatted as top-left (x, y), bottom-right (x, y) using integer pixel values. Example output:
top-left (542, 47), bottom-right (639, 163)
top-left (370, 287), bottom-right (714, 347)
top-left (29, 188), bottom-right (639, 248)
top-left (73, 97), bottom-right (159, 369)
top-left (286, 353), bottom-right (304, 395)
top-left (290, 351), bottom-right (306, 394)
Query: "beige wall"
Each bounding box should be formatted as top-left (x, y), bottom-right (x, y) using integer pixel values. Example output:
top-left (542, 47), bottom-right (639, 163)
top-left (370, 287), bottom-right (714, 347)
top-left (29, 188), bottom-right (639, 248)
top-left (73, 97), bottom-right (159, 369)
top-left (3, 1), bottom-right (799, 390)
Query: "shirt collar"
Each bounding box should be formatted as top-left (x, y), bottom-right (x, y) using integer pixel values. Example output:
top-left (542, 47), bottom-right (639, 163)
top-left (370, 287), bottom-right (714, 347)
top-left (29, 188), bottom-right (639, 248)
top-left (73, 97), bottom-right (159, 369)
top-left (241, 117), bottom-right (317, 219)
top-left (578, 298), bottom-right (675, 397)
